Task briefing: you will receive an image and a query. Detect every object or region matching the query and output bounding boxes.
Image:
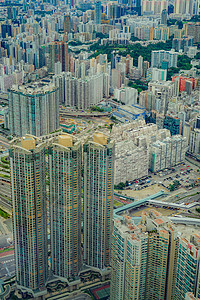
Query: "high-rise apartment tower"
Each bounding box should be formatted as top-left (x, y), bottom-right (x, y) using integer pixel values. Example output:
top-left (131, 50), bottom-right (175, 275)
top-left (10, 136), bottom-right (48, 297)
top-left (9, 82), bottom-right (59, 137)
top-left (49, 134), bottom-right (82, 281)
top-left (83, 133), bottom-right (115, 270)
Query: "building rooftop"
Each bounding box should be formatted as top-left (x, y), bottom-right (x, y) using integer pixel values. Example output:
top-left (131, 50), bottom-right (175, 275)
top-left (10, 81), bottom-right (57, 95)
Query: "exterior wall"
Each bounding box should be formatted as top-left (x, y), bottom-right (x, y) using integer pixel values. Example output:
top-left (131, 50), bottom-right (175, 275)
top-left (9, 85), bottom-right (59, 137)
top-left (110, 218), bottom-right (148, 300)
top-left (83, 139), bottom-right (115, 270)
top-left (175, 235), bottom-right (200, 300)
top-left (150, 135), bottom-right (188, 172)
top-left (9, 139), bottom-right (48, 295)
top-left (48, 138), bottom-right (82, 280)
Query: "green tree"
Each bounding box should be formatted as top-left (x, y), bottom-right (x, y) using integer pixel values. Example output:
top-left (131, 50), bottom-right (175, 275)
top-left (173, 180), bottom-right (181, 188)
top-left (114, 182), bottom-right (126, 190)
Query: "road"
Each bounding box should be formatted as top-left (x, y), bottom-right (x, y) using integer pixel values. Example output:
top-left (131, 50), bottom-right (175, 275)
top-left (0, 135), bottom-right (10, 149)
top-left (60, 110), bottom-right (110, 118)
top-left (0, 253), bottom-right (15, 281)
top-left (0, 196), bottom-right (12, 212)
top-left (47, 292), bottom-right (92, 300)
top-left (65, 294), bottom-right (91, 300)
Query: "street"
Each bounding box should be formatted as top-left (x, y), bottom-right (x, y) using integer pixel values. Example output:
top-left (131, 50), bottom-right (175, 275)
top-left (0, 252), bottom-right (15, 281)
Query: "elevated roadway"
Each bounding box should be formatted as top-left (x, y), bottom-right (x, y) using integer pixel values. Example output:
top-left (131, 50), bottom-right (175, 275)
top-left (113, 191), bottom-right (200, 226)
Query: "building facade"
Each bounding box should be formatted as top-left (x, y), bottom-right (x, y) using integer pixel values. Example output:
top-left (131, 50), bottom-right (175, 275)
top-left (9, 82), bottom-right (59, 137)
top-left (110, 217), bottom-right (148, 300)
top-left (9, 82), bottom-right (59, 136)
top-left (48, 135), bottom-right (82, 281)
top-left (175, 234), bottom-right (200, 300)
top-left (83, 133), bottom-right (115, 270)
top-left (48, 41), bottom-right (68, 73)
top-left (10, 136), bottom-right (48, 297)
top-left (110, 211), bottom-right (179, 300)
top-left (65, 72), bottom-right (103, 109)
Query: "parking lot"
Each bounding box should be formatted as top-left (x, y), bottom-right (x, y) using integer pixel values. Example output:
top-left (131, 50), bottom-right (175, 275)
top-left (151, 162), bottom-right (200, 191)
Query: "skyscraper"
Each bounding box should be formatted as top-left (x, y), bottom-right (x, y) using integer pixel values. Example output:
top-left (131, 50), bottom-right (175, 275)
top-left (175, 234), bottom-right (200, 299)
top-left (64, 14), bottom-right (71, 34)
top-left (83, 133), bottom-right (115, 270)
top-left (9, 82), bottom-right (59, 137)
top-left (95, 1), bottom-right (101, 25)
top-left (141, 0), bottom-right (168, 15)
top-left (110, 217), bottom-right (148, 300)
top-left (110, 211), bottom-right (179, 300)
top-left (145, 213), bottom-right (179, 300)
top-left (161, 9), bottom-right (167, 25)
top-left (1, 24), bottom-right (12, 38)
top-left (49, 135), bottom-right (82, 281)
top-left (53, 72), bottom-right (65, 104)
top-left (39, 46), bottom-right (45, 68)
top-left (65, 72), bottom-right (104, 109)
top-left (10, 136), bottom-right (48, 297)
top-left (138, 55), bottom-right (143, 77)
top-left (48, 41), bottom-right (68, 73)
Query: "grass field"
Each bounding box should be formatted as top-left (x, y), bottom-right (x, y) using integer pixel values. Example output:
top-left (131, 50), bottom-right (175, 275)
top-left (114, 200), bottom-right (123, 207)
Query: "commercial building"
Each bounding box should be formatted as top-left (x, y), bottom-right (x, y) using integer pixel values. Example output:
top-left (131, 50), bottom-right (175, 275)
top-left (83, 133), bottom-right (115, 270)
top-left (175, 234), bottom-right (200, 300)
top-left (48, 135), bottom-right (82, 281)
top-left (111, 104), bottom-right (146, 122)
top-left (164, 114), bottom-right (182, 135)
top-left (161, 9), bottom-right (167, 25)
top-left (107, 3), bottom-right (124, 19)
top-left (9, 82), bottom-right (59, 137)
top-left (10, 136), bottom-right (48, 297)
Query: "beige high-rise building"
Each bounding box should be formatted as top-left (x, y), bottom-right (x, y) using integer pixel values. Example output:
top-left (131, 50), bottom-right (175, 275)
top-left (141, 0), bottom-right (168, 15)
top-left (110, 217), bottom-right (148, 300)
top-left (83, 133), bottom-right (115, 271)
top-left (145, 211), bottom-right (179, 300)
top-left (10, 136), bottom-right (48, 297)
top-left (110, 211), bottom-right (179, 300)
top-left (48, 135), bottom-right (82, 282)
top-left (175, 0), bottom-right (193, 15)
